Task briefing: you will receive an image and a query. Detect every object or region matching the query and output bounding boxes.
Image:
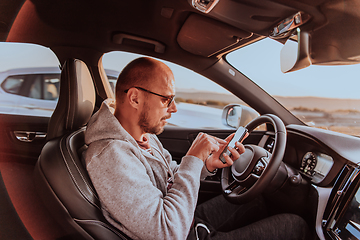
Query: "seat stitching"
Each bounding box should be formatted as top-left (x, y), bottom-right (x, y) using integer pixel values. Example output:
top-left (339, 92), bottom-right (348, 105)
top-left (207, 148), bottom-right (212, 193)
top-left (67, 130), bottom-right (100, 201)
top-left (65, 64), bottom-right (72, 130)
top-left (59, 132), bottom-right (101, 209)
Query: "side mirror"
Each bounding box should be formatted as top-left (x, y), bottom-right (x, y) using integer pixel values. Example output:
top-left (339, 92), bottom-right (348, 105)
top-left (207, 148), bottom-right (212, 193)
top-left (222, 104), bottom-right (259, 128)
top-left (280, 28), bottom-right (311, 73)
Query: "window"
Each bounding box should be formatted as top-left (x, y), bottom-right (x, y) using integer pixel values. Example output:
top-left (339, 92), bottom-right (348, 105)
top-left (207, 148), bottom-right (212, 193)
top-left (227, 38), bottom-right (360, 136)
top-left (2, 76), bottom-right (24, 94)
top-left (102, 51), bottom-right (255, 129)
top-left (0, 43), bottom-right (60, 117)
top-left (29, 77), bottom-right (42, 99)
top-left (43, 75), bottom-right (60, 100)
top-left (2, 74), bottom-right (60, 100)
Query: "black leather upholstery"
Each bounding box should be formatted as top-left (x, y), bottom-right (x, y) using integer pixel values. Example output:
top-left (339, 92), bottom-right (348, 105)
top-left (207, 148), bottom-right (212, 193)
top-left (46, 58), bottom-right (96, 141)
top-left (34, 59), bottom-right (129, 240)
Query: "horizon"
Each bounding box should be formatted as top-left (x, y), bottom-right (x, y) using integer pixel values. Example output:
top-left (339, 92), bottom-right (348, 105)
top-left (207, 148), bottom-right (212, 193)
top-left (1, 40), bottom-right (360, 100)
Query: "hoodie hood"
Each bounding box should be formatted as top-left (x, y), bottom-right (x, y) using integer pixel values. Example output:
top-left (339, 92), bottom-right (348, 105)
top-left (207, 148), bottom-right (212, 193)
top-left (85, 99), bottom-right (137, 147)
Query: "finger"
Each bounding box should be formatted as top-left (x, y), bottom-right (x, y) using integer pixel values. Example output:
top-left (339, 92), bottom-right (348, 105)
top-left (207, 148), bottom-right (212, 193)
top-left (210, 135), bottom-right (227, 144)
top-left (203, 135), bottom-right (226, 153)
top-left (227, 145), bottom-right (240, 160)
top-left (194, 132), bottom-right (205, 142)
top-left (196, 133), bottom-right (218, 147)
top-left (220, 153), bottom-right (234, 166)
top-left (235, 142), bottom-right (246, 154)
top-left (222, 133), bottom-right (235, 143)
top-left (210, 142), bottom-right (220, 153)
top-left (198, 132), bottom-right (207, 138)
top-left (203, 135), bottom-right (221, 152)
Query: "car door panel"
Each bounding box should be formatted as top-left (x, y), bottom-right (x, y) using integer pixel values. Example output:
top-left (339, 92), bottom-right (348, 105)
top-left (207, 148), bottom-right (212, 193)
top-left (0, 114), bottom-right (49, 163)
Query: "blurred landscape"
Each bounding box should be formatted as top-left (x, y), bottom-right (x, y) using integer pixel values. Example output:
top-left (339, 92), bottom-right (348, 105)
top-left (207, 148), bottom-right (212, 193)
top-left (277, 96), bottom-right (360, 136)
top-left (176, 90), bottom-right (360, 136)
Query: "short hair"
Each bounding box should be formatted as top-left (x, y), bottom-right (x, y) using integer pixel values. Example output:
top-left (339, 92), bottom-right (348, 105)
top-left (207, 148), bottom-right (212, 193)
top-left (115, 57), bottom-right (160, 101)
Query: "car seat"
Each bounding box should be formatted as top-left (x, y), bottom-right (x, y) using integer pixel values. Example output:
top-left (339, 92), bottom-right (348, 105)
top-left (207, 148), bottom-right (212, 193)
top-left (34, 58), bottom-right (130, 240)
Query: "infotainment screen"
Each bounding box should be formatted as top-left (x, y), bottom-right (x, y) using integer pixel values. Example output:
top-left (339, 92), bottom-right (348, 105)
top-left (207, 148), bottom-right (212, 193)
top-left (335, 184), bottom-right (360, 239)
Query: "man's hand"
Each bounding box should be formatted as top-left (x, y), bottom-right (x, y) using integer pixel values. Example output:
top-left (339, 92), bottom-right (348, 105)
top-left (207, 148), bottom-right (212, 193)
top-left (185, 132), bottom-right (227, 162)
top-left (205, 133), bottom-right (248, 172)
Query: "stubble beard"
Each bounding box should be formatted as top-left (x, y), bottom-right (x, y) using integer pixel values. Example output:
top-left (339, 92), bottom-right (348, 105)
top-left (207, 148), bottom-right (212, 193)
top-left (138, 104), bottom-right (170, 135)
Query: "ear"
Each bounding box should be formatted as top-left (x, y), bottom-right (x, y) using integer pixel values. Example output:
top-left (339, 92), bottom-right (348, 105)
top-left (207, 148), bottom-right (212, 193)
top-left (127, 88), bottom-right (140, 109)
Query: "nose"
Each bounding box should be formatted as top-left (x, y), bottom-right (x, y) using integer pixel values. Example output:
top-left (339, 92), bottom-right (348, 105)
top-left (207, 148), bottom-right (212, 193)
top-left (168, 100), bottom-right (177, 113)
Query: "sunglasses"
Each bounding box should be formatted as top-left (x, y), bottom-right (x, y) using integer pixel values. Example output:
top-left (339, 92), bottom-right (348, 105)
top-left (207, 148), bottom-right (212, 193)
top-left (124, 86), bottom-right (175, 107)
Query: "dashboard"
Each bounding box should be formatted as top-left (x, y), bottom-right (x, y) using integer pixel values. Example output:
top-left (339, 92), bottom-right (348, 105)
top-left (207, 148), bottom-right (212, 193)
top-left (284, 125), bottom-right (360, 240)
top-left (324, 165), bottom-right (360, 240)
top-left (300, 152), bottom-right (333, 184)
top-left (190, 123), bottom-right (360, 240)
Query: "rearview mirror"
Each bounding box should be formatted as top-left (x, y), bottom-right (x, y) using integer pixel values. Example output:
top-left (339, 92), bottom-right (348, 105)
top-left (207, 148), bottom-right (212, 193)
top-left (280, 28), bottom-right (311, 73)
top-left (222, 104), bottom-right (259, 128)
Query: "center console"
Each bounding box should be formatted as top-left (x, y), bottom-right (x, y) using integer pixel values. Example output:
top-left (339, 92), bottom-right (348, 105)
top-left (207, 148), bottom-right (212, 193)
top-left (323, 164), bottom-right (360, 240)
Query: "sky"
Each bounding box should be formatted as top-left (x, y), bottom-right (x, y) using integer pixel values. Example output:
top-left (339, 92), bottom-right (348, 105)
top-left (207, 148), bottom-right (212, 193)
top-left (0, 43), bottom-right (60, 71)
top-left (227, 39), bottom-right (360, 99)
top-left (1, 40), bottom-right (360, 99)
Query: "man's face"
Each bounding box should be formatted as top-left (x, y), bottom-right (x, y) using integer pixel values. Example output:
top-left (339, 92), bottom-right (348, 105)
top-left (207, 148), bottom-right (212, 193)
top-left (138, 69), bottom-right (177, 135)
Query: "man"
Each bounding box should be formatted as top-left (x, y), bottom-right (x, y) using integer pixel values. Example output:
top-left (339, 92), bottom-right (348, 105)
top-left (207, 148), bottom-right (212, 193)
top-left (84, 57), bottom-right (309, 240)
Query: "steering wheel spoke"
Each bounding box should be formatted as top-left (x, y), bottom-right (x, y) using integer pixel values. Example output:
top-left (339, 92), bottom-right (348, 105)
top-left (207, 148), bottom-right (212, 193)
top-left (224, 180), bottom-right (240, 194)
top-left (224, 180), bottom-right (245, 195)
top-left (252, 156), bottom-right (269, 176)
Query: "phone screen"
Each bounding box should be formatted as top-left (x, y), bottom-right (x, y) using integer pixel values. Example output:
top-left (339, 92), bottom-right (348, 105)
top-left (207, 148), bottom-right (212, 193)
top-left (219, 126), bottom-right (248, 163)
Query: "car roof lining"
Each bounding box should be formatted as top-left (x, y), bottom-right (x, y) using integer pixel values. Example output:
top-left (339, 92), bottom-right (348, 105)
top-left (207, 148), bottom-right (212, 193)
top-left (5, 0), bottom-right (359, 69)
top-left (2, 0), bottom-right (320, 58)
top-left (0, 0), bottom-right (24, 41)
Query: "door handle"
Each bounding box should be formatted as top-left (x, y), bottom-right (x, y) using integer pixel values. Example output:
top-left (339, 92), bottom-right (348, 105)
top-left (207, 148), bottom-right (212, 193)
top-left (14, 131), bottom-right (47, 142)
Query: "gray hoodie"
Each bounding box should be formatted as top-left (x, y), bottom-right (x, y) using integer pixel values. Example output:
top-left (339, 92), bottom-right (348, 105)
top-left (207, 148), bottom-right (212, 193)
top-left (84, 100), bottom-right (212, 240)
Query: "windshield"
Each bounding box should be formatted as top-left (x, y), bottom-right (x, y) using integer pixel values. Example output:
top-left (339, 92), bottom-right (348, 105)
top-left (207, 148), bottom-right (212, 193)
top-left (226, 38), bottom-right (360, 137)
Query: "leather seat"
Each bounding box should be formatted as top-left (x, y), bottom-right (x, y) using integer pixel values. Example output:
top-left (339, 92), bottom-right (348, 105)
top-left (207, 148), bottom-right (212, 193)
top-left (34, 59), bottom-right (130, 240)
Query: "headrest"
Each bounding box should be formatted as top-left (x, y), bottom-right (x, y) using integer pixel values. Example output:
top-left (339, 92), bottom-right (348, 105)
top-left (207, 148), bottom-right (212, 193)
top-left (47, 59), bottom-right (95, 140)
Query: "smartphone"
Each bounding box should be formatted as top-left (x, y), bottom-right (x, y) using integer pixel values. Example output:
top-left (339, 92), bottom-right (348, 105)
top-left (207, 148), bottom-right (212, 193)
top-left (219, 126), bottom-right (248, 164)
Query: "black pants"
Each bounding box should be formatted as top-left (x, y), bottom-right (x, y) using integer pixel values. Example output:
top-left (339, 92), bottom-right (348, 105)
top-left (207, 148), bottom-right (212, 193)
top-left (188, 195), bottom-right (310, 240)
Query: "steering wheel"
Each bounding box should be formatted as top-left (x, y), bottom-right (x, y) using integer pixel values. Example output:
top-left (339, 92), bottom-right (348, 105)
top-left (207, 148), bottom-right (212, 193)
top-left (221, 114), bottom-right (287, 204)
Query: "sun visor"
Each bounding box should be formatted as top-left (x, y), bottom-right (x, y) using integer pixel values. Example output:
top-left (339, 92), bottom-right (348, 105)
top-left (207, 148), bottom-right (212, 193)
top-left (177, 14), bottom-right (252, 57)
